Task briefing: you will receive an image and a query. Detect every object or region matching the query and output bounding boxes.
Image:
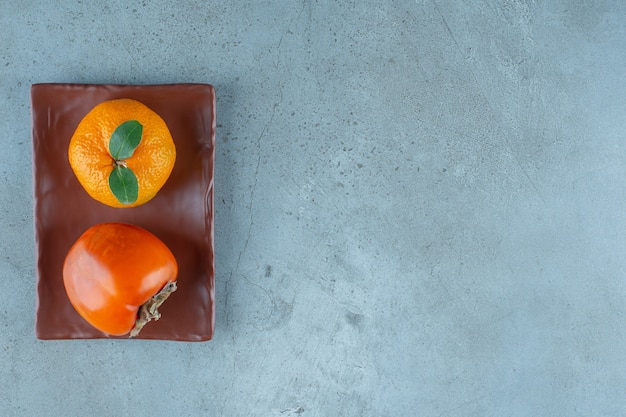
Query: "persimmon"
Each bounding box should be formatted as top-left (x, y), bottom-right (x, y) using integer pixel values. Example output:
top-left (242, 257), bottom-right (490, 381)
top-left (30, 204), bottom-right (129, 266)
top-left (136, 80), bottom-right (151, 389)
top-left (63, 222), bottom-right (178, 337)
top-left (68, 98), bottom-right (176, 208)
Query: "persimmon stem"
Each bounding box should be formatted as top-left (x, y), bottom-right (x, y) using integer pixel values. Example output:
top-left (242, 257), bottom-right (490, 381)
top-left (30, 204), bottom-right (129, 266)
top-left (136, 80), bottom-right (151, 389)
top-left (129, 281), bottom-right (177, 338)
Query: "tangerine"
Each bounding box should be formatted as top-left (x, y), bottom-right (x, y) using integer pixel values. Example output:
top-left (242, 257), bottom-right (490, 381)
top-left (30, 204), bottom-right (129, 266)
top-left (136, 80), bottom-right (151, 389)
top-left (68, 98), bottom-right (176, 208)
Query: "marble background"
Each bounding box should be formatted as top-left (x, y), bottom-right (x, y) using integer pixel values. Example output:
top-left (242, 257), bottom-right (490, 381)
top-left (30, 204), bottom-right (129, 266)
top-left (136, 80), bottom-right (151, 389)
top-left (1, 1), bottom-right (626, 415)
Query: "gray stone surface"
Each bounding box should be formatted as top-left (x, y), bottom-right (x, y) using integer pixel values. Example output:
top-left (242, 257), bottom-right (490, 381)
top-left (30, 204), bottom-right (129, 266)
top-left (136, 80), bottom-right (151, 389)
top-left (2, 0), bottom-right (626, 415)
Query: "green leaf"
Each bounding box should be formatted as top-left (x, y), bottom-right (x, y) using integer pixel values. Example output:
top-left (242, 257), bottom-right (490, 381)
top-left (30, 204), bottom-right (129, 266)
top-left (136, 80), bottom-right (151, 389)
top-left (109, 166), bottom-right (139, 205)
top-left (109, 120), bottom-right (143, 160)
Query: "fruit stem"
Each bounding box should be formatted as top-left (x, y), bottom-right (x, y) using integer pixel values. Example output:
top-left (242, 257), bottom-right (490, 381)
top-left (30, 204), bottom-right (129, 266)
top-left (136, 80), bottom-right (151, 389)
top-left (114, 159), bottom-right (128, 168)
top-left (129, 281), bottom-right (177, 338)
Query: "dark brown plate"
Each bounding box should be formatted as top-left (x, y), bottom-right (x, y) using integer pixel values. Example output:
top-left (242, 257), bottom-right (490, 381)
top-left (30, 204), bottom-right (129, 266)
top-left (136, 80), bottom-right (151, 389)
top-left (31, 84), bottom-right (215, 341)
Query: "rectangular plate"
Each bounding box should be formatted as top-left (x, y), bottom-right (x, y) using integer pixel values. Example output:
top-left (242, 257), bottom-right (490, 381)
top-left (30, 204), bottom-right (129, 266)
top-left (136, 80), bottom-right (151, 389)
top-left (31, 84), bottom-right (215, 341)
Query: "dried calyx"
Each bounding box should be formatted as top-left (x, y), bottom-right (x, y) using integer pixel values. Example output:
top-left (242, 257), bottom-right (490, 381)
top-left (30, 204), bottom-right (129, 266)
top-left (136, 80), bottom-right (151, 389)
top-left (129, 281), bottom-right (177, 338)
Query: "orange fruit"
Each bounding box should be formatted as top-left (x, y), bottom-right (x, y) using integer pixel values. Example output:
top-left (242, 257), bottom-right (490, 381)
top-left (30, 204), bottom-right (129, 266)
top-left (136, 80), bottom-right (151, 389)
top-left (63, 222), bottom-right (178, 337)
top-left (68, 98), bottom-right (176, 208)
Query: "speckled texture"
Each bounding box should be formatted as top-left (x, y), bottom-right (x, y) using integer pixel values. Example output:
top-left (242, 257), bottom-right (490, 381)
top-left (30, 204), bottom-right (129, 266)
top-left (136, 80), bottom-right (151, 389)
top-left (2, 1), bottom-right (626, 416)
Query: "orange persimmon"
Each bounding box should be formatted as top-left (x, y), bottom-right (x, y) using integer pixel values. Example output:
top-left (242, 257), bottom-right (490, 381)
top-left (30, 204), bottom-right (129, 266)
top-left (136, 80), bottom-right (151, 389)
top-left (63, 222), bottom-right (178, 337)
